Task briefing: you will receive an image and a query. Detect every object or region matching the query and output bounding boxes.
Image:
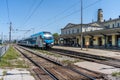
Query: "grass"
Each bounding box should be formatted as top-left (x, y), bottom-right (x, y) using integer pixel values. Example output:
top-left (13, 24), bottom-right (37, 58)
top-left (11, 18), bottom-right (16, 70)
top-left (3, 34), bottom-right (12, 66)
top-left (0, 78), bottom-right (3, 80)
top-left (0, 46), bottom-right (29, 68)
top-left (112, 72), bottom-right (120, 77)
top-left (2, 71), bottom-right (7, 76)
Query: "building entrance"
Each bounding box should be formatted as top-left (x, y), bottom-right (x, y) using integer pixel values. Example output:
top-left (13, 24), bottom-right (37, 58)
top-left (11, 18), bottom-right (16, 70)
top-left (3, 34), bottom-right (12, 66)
top-left (89, 38), bottom-right (93, 47)
top-left (98, 37), bottom-right (102, 46)
top-left (117, 35), bottom-right (120, 47)
top-left (107, 36), bottom-right (112, 47)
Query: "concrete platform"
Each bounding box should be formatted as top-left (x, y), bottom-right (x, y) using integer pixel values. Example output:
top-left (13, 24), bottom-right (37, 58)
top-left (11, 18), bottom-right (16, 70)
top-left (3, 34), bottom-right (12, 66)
top-left (74, 61), bottom-right (120, 74)
top-left (4, 75), bottom-right (35, 80)
top-left (0, 70), bottom-right (3, 79)
top-left (53, 46), bottom-right (120, 60)
top-left (0, 68), bottom-right (35, 80)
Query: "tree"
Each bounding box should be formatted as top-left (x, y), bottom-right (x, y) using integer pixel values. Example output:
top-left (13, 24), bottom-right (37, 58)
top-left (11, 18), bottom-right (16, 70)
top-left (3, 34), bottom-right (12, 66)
top-left (53, 33), bottom-right (59, 45)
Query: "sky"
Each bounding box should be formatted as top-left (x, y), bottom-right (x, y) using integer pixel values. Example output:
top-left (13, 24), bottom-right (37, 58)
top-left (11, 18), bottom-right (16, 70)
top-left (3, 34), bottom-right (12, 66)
top-left (0, 0), bottom-right (120, 40)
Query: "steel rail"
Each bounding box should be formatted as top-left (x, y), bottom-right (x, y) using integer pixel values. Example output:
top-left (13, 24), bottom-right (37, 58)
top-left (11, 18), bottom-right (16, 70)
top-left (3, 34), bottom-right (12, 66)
top-left (15, 46), bottom-right (59, 80)
top-left (51, 48), bottom-right (120, 68)
top-left (18, 46), bottom-right (98, 80)
top-left (52, 48), bottom-right (120, 62)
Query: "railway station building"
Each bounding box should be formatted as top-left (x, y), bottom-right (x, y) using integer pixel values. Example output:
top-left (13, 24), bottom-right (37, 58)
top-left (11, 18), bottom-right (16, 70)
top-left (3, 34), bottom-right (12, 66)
top-left (60, 9), bottom-right (120, 48)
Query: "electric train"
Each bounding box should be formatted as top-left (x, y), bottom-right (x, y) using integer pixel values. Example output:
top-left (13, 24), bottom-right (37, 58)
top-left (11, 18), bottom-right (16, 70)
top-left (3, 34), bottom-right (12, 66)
top-left (18, 31), bottom-right (54, 48)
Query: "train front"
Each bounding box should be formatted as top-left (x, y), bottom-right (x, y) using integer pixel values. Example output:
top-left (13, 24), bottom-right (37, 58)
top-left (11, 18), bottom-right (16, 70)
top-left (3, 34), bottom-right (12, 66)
top-left (43, 32), bottom-right (54, 48)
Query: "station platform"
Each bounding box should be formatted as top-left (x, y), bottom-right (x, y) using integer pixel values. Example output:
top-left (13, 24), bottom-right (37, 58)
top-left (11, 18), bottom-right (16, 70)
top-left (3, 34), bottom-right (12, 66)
top-left (0, 68), bottom-right (35, 80)
top-left (53, 46), bottom-right (120, 60)
top-left (75, 61), bottom-right (120, 74)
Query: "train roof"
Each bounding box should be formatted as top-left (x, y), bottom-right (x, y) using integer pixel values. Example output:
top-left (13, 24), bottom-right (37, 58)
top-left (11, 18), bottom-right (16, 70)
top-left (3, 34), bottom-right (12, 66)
top-left (19, 31), bottom-right (52, 41)
top-left (31, 31), bottom-right (51, 37)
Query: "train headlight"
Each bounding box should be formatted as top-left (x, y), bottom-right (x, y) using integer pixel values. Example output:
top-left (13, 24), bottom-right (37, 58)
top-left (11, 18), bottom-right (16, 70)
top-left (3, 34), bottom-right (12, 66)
top-left (43, 42), bottom-right (46, 44)
top-left (51, 43), bottom-right (54, 45)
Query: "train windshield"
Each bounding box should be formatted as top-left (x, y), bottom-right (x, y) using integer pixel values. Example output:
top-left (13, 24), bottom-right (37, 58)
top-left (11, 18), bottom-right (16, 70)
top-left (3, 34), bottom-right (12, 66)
top-left (44, 33), bottom-right (53, 40)
top-left (44, 36), bottom-right (53, 40)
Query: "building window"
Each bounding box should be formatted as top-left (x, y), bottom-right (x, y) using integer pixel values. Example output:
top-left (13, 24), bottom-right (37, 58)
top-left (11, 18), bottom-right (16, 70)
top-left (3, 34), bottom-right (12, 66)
top-left (69, 30), bottom-right (70, 34)
top-left (112, 24), bottom-right (114, 28)
top-left (118, 23), bottom-right (120, 27)
top-left (72, 29), bottom-right (74, 33)
top-left (62, 31), bottom-right (64, 34)
top-left (77, 29), bottom-right (79, 33)
top-left (67, 30), bottom-right (69, 34)
top-left (108, 25), bottom-right (110, 28)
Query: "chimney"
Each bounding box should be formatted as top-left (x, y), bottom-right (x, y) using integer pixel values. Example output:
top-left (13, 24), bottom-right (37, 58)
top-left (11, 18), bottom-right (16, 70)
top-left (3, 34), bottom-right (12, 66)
top-left (97, 9), bottom-right (103, 22)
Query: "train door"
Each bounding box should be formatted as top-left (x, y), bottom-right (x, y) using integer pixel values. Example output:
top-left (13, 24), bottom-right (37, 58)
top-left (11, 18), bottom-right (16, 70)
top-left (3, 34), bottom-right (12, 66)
top-left (36, 37), bottom-right (39, 47)
top-left (36, 36), bottom-right (43, 47)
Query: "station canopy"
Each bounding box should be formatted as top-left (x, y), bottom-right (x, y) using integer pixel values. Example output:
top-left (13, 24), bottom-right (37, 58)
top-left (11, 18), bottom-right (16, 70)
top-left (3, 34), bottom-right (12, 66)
top-left (60, 28), bottom-right (120, 38)
top-left (83, 27), bottom-right (120, 36)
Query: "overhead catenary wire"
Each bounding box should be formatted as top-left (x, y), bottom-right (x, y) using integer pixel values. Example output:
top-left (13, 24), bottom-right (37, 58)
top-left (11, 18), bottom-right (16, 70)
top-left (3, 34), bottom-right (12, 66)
top-left (21, 0), bottom-right (44, 27)
top-left (18, 0), bottom-right (44, 37)
top-left (42, 1), bottom-right (81, 23)
top-left (21, 0), bottom-right (80, 31)
top-left (19, 0), bottom-right (37, 28)
top-left (6, 0), bottom-right (10, 22)
top-left (41, 0), bottom-right (100, 24)
top-left (39, 9), bottom-right (80, 30)
top-left (6, 0), bottom-right (13, 42)
top-left (33, 1), bottom-right (81, 29)
top-left (83, 0), bottom-right (101, 9)
top-left (37, 0), bottom-right (101, 30)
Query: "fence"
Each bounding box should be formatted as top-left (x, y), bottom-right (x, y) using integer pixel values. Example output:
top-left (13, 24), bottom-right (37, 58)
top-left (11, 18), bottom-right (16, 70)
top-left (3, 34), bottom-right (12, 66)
top-left (0, 45), bottom-right (9, 57)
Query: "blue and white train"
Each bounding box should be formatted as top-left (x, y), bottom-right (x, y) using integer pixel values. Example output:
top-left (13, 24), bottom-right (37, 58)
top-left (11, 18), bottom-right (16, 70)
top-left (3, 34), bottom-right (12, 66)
top-left (18, 31), bottom-right (54, 48)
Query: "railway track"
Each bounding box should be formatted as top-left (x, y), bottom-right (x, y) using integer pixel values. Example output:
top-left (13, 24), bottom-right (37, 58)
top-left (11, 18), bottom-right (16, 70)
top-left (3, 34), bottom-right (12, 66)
top-left (15, 46), bottom-right (57, 80)
top-left (33, 68), bottom-right (53, 80)
top-left (15, 45), bottom-right (103, 80)
top-left (50, 48), bottom-right (120, 68)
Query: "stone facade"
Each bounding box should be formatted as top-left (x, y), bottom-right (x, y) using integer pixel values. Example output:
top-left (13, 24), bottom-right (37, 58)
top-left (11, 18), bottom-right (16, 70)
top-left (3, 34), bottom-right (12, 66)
top-left (60, 9), bottom-right (120, 48)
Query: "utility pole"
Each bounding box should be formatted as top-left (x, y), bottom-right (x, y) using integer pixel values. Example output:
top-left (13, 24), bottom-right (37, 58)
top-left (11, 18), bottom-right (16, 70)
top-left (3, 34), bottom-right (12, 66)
top-left (80, 0), bottom-right (83, 50)
top-left (9, 22), bottom-right (12, 43)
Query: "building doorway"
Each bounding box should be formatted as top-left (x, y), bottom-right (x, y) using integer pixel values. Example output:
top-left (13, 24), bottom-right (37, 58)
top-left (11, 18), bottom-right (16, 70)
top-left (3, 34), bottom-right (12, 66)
top-left (83, 37), bottom-right (85, 47)
top-left (117, 35), bottom-right (120, 47)
top-left (98, 37), bottom-right (102, 46)
top-left (89, 37), bottom-right (93, 47)
top-left (107, 36), bottom-right (112, 47)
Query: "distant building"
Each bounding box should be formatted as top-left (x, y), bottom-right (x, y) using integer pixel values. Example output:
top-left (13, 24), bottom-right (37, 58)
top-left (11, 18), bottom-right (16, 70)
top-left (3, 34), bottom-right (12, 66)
top-left (60, 9), bottom-right (120, 48)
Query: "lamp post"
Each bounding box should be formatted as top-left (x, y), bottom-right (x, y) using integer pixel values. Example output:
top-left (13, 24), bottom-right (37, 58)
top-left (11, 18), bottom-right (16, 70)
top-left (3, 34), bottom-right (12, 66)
top-left (80, 0), bottom-right (83, 50)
